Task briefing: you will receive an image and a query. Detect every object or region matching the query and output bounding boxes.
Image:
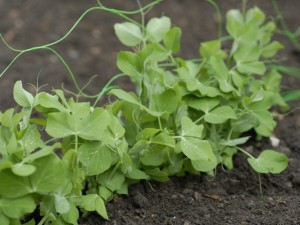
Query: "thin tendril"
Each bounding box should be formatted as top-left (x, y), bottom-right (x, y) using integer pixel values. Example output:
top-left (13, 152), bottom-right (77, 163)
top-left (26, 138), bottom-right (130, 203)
top-left (206, 0), bottom-right (222, 39)
top-left (0, 0), bottom-right (161, 99)
top-left (96, 0), bottom-right (162, 15)
top-left (92, 73), bottom-right (126, 107)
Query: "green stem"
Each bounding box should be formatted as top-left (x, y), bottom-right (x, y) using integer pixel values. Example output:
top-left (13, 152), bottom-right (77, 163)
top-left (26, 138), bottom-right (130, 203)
top-left (237, 147), bottom-right (255, 159)
top-left (0, 0), bottom-right (162, 96)
top-left (158, 116), bottom-right (162, 130)
top-left (195, 115), bottom-right (205, 124)
top-left (37, 207), bottom-right (54, 225)
top-left (75, 135), bottom-right (78, 152)
top-left (258, 173), bottom-right (263, 197)
top-left (206, 0), bottom-right (222, 39)
top-left (271, 0), bottom-right (300, 51)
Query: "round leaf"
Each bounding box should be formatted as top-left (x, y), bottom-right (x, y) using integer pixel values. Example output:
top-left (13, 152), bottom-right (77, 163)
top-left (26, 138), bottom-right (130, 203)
top-left (11, 163), bottom-right (36, 177)
top-left (247, 150), bottom-right (288, 174)
top-left (78, 143), bottom-right (112, 176)
top-left (114, 22), bottom-right (143, 46)
top-left (0, 196), bottom-right (36, 219)
top-left (54, 194), bottom-right (70, 214)
top-left (146, 16), bottom-right (171, 42)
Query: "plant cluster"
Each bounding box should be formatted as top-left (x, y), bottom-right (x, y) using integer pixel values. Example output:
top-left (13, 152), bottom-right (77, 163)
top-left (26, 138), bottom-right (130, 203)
top-left (0, 2), bottom-right (289, 225)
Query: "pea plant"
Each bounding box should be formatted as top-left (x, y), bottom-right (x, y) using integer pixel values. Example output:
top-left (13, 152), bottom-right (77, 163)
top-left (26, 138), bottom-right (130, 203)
top-left (0, 1), bottom-right (289, 225)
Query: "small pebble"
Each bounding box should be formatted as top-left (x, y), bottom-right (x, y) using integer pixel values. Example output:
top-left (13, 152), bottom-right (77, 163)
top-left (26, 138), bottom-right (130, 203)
top-left (171, 194), bottom-right (177, 199)
top-left (194, 191), bottom-right (202, 201)
top-left (270, 135), bottom-right (280, 147)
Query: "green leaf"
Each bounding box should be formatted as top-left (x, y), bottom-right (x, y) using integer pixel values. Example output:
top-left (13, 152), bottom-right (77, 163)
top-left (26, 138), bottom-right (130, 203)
top-left (109, 89), bottom-right (140, 105)
top-left (0, 213), bottom-right (9, 225)
top-left (109, 89), bottom-right (164, 117)
top-left (11, 163), bottom-right (36, 177)
top-left (146, 16), bottom-right (171, 42)
top-left (13, 81), bottom-right (34, 108)
top-left (204, 106), bottom-right (237, 124)
top-left (222, 147), bottom-right (237, 170)
top-left (181, 116), bottom-right (204, 138)
top-left (140, 145), bottom-right (168, 166)
top-left (180, 137), bottom-right (217, 172)
top-left (95, 196), bottom-right (108, 220)
top-left (209, 56), bottom-right (234, 92)
top-left (238, 61), bottom-right (266, 75)
top-left (246, 7), bottom-right (265, 27)
top-left (114, 22), bottom-right (142, 46)
top-left (22, 146), bottom-right (53, 164)
top-left (248, 97), bottom-right (276, 136)
top-left (247, 150), bottom-right (288, 174)
top-left (78, 143), bottom-right (111, 176)
top-left (200, 40), bottom-right (226, 59)
top-left (61, 202), bottom-right (79, 225)
top-left (152, 89), bottom-right (178, 113)
top-left (30, 154), bottom-right (67, 194)
top-left (231, 113), bottom-right (258, 133)
top-left (191, 157), bottom-right (218, 172)
top-left (220, 136), bottom-right (250, 147)
top-left (0, 170), bottom-right (32, 197)
top-left (126, 168), bottom-right (149, 180)
top-left (184, 96), bottom-right (220, 113)
top-left (261, 41), bottom-right (284, 58)
top-left (150, 131), bottom-right (175, 148)
top-left (80, 194), bottom-right (108, 220)
top-left (99, 186), bottom-right (113, 201)
top-left (46, 108), bottom-right (109, 140)
top-left (144, 168), bottom-right (169, 182)
top-left (231, 71), bottom-right (246, 88)
top-left (226, 9), bottom-right (244, 38)
top-left (38, 92), bottom-right (69, 112)
top-left (136, 128), bottom-right (161, 141)
top-left (21, 124), bottom-right (45, 153)
top-left (163, 27), bottom-right (181, 53)
top-left (234, 44), bottom-right (266, 75)
top-left (69, 101), bottom-right (91, 118)
top-left (117, 51), bottom-right (141, 78)
top-left (0, 195), bottom-right (35, 219)
top-left (97, 170), bottom-right (125, 192)
top-left (108, 115), bottom-right (125, 140)
top-left (253, 110), bottom-right (276, 136)
top-left (54, 194), bottom-right (70, 214)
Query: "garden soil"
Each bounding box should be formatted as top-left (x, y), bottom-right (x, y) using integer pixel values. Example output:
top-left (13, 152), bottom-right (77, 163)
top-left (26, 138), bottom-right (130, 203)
top-left (0, 0), bottom-right (300, 224)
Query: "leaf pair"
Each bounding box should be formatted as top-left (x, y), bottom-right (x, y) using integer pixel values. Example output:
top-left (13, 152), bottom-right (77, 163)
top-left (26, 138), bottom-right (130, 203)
top-left (114, 16), bottom-right (171, 46)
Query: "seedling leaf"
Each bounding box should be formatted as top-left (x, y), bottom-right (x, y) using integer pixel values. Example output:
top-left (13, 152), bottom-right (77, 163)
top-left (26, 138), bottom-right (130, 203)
top-left (13, 81), bottom-right (34, 108)
top-left (78, 143), bottom-right (112, 176)
top-left (146, 16), bottom-right (171, 42)
top-left (114, 22), bottom-right (143, 46)
top-left (247, 150), bottom-right (288, 174)
top-left (204, 106), bottom-right (237, 124)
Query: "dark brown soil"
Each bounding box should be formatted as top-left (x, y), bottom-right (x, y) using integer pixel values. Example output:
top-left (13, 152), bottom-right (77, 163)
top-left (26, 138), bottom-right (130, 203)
top-left (0, 1), bottom-right (300, 224)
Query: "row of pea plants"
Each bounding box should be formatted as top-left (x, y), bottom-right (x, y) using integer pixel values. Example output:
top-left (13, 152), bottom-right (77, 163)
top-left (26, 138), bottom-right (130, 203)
top-left (0, 1), bottom-right (289, 225)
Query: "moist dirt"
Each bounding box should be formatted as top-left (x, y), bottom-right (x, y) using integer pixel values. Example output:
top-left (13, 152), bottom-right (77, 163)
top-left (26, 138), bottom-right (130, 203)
top-left (0, 0), bottom-right (299, 224)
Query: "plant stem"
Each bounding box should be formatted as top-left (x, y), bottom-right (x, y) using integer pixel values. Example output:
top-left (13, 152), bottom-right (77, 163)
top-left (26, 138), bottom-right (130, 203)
top-left (206, 0), bottom-right (222, 39)
top-left (271, 0), bottom-right (300, 51)
top-left (75, 135), bottom-right (78, 152)
top-left (195, 115), bottom-right (205, 124)
top-left (236, 147), bottom-right (255, 159)
top-left (258, 173), bottom-right (263, 197)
